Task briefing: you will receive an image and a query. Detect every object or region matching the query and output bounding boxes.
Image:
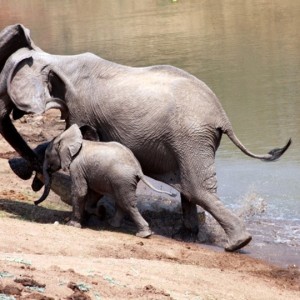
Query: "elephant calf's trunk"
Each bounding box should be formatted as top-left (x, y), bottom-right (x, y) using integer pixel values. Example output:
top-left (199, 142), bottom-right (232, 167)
top-left (35, 165), bottom-right (52, 206)
top-left (35, 178), bottom-right (52, 205)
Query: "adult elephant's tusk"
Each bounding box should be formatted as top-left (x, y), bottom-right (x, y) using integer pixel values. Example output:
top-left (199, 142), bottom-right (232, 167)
top-left (45, 97), bottom-right (68, 120)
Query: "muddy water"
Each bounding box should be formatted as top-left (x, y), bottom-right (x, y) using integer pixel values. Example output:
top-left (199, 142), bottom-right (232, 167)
top-left (0, 1), bottom-right (299, 267)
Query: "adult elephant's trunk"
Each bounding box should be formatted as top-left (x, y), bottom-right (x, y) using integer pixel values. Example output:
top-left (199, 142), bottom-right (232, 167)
top-left (34, 160), bottom-right (52, 206)
top-left (0, 112), bottom-right (41, 171)
top-left (0, 24), bottom-right (42, 172)
top-left (9, 142), bottom-right (51, 181)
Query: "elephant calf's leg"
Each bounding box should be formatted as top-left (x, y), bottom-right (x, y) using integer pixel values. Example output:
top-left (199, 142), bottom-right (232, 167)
top-left (68, 181), bottom-right (88, 228)
top-left (68, 198), bottom-right (85, 228)
top-left (114, 187), bottom-right (152, 238)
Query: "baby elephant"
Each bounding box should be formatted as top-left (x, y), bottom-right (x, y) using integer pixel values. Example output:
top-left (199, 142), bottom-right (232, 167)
top-left (36, 124), bottom-right (176, 238)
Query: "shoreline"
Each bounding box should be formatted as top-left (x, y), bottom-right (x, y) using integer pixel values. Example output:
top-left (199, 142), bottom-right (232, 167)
top-left (0, 217), bottom-right (299, 299)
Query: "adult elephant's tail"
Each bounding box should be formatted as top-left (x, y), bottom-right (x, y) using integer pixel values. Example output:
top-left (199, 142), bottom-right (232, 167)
top-left (224, 127), bottom-right (292, 162)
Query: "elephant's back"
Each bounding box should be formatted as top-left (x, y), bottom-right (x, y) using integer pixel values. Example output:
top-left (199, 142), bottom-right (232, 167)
top-left (76, 141), bottom-right (139, 194)
top-left (134, 65), bottom-right (229, 131)
top-left (98, 65), bottom-right (222, 116)
top-left (83, 141), bottom-right (140, 171)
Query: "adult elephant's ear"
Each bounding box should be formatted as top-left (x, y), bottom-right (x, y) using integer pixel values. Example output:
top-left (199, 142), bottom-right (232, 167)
top-left (44, 68), bottom-right (70, 119)
top-left (2, 49), bottom-right (69, 117)
top-left (0, 42), bottom-right (70, 117)
top-left (0, 24), bottom-right (40, 73)
top-left (3, 48), bottom-right (49, 115)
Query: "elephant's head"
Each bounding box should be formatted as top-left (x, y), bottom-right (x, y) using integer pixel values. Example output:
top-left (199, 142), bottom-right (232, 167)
top-left (35, 124), bottom-right (83, 205)
top-left (0, 48), bottom-right (70, 117)
top-left (0, 24), bottom-right (72, 171)
top-left (0, 24), bottom-right (40, 75)
top-left (0, 24), bottom-right (70, 116)
top-left (0, 24), bottom-right (42, 169)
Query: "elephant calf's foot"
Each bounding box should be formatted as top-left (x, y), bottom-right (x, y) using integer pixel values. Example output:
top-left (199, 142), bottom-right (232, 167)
top-left (136, 228), bottom-right (152, 238)
top-left (67, 220), bottom-right (82, 228)
top-left (225, 232), bottom-right (252, 252)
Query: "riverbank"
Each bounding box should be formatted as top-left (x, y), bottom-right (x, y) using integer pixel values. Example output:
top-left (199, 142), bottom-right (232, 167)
top-left (0, 111), bottom-right (299, 299)
top-left (0, 215), bottom-right (299, 299)
top-left (0, 160), bottom-right (299, 299)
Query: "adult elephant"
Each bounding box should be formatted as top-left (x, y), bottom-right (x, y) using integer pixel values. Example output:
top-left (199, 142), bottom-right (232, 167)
top-left (0, 24), bottom-right (291, 251)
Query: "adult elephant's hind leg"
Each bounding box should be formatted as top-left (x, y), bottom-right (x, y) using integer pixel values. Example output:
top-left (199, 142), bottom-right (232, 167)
top-left (197, 191), bottom-right (252, 251)
top-left (180, 148), bottom-right (251, 251)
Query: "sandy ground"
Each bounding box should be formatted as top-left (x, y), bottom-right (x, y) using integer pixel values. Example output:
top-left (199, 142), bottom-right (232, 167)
top-left (0, 111), bottom-right (299, 299)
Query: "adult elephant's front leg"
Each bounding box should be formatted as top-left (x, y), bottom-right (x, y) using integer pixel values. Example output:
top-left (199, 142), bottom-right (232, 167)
top-left (181, 194), bottom-right (199, 234)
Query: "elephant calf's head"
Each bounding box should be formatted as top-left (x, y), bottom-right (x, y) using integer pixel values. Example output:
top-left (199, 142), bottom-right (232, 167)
top-left (35, 124), bottom-right (83, 206)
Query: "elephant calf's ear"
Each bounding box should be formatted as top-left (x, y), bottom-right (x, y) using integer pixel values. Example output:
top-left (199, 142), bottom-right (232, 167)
top-left (59, 124), bottom-right (83, 171)
top-left (80, 125), bottom-right (99, 141)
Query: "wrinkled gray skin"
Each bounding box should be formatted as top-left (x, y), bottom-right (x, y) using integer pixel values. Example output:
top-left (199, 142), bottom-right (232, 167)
top-left (34, 170), bottom-right (105, 218)
top-left (9, 142), bottom-right (104, 218)
top-left (0, 24), bottom-right (292, 251)
top-left (37, 124), bottom-right (176, 238)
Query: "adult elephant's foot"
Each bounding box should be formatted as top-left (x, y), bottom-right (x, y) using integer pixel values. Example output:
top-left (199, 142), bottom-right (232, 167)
top-left (67, 220), bottom-right (82, 228)
top-left (96, 205), bottom-right (106, 220)
top-left (109, 207), bottom-right (125, 228)
top-left (182, 219), bottom-right (199, 235)
top-left (225, 232), bottom-right (252, 252)
top-left (84, 205), bottom-right (106, 221)
top-left (172, 225), bottom-right (198, 242)
top-left (108, 216), bottom-right (122, 228)
top-left (136, 228), bottom-right (152, 238)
